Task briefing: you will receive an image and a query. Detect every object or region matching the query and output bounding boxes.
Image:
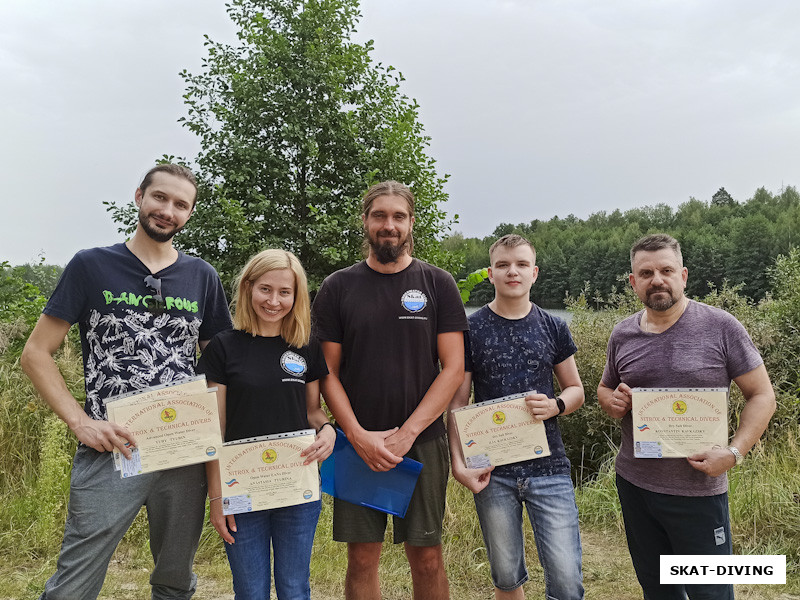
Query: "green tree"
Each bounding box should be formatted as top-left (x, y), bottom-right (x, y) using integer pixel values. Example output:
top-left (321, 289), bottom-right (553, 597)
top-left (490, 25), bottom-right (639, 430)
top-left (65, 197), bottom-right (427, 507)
top-left (1, 261), bottom-right (47, 329)
top-left (12, 261), bottom-right (63, 298)
top-left (106, 0), bottom-right (457, 289)
top-left (711, 186), bottom-right (736, 207)
top-left (725, 214), bottom-right (776, 299)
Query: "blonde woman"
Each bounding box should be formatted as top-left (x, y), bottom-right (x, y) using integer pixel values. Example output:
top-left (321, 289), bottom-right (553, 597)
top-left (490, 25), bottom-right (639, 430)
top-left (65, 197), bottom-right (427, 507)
top-left (200, 249), bottom-right (335, 599)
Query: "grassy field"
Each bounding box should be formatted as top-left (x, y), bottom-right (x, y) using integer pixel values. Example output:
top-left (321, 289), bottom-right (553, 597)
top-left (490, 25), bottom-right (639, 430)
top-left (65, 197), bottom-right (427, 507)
top-left (1, 477), bottom-right (797, 600)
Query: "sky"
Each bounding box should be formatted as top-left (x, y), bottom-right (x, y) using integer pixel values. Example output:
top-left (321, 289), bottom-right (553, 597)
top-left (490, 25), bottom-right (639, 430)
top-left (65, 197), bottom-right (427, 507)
top-left (2, 0), bottom-right (799, 266)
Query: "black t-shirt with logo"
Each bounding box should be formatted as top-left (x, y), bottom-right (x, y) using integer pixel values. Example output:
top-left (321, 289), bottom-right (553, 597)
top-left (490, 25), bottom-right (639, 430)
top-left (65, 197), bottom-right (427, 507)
top-left (44, 243), bottom-right (232, 420)
top-left (311, 259), bottom-right (468, 442)
top-left (198, 329), bottom-right (328, 442)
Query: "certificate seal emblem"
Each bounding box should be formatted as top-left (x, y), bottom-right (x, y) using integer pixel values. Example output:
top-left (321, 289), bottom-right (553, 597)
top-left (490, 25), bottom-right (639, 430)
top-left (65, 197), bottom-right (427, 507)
top-left (534, 445), bottom-right (544, 455)
top-left (205, 447), bottom-right (217, 457)
top-left (401, 289), bottom-right (427, 313)
top-left (492, 411), bottom-right (506, 425)
top-left (303, 490), bottom-right (313, 500)
top-left (160, 407), bottom-right (177, 423)
top-left (261, 449), bottom-right (277, 463)
top-left (672, 400), bottom-right (687, 415)
top-left (280, 351), bottom-right (307, 376)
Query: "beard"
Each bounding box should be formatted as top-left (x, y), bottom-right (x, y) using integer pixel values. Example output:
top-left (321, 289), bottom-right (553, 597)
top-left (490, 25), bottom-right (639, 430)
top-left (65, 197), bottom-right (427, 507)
top-left (139, 210), bottom-right (184, 243)
top-left (368, 231), bottom-right (411, 264)
top-left (644, 286), bottom-right (681, 311)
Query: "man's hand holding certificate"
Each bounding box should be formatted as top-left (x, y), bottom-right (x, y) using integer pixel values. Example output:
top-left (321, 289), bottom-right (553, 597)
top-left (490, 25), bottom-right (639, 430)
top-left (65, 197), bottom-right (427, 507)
top-left (632, 388), bottom-right (728, 458)
top-left (452, 391), bottom-right (551, 469)
top-left (218, 431), bottom-right (319, 514)
top-left (105, 376), bottom-right (223, 477)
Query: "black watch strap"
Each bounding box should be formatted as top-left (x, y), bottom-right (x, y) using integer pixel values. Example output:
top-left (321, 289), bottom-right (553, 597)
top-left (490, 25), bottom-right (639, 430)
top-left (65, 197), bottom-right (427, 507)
top-left (556, 396), bottom-right (566, 415)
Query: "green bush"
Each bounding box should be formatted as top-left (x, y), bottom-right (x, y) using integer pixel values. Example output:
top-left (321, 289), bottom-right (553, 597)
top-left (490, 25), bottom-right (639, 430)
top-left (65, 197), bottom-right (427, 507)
top-left (0, 262), bottom-right (47, 334)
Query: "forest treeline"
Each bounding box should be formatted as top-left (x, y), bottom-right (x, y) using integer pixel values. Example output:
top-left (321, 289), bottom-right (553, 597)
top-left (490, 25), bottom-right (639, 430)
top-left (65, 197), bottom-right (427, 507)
top-left (445, 185), bottom-right (800, 307)
top-left (6, 186), bottom-right (799, 310)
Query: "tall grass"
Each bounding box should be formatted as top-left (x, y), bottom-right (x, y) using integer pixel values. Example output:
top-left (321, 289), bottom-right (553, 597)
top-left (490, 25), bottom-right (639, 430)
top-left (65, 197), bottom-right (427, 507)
top-left (728, 433), bottom-right (800, 569)
top-left (577, 434), bottom-right (800, 591)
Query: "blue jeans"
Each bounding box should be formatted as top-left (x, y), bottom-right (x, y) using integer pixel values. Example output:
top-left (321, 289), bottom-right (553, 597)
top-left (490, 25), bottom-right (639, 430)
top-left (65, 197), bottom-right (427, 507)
top-left (474, 472), bottom-right (584, 599)
top-left (225, 500), bottom-right (322, 600)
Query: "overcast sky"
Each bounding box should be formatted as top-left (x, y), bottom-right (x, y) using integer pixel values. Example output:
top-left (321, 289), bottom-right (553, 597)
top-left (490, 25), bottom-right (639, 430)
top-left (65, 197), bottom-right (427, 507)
top-left (2, 0), bottom-right (798, 266)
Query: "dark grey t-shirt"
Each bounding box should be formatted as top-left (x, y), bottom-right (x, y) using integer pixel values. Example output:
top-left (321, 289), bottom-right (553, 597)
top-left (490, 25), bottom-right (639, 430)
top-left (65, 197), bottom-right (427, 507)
top-left (601, 300), bottom-right (763, 496)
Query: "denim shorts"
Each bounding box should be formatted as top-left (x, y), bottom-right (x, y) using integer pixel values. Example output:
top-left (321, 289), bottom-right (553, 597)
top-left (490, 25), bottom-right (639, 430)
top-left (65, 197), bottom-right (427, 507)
top-left (333, 435), bottom-right (449, 546)
top-left (473, 471), bottom-right (584, 598)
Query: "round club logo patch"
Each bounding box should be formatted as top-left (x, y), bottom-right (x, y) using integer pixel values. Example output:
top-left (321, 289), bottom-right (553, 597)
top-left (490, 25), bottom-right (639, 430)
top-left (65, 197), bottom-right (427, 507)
top-left (280, 351), bottom-right (307, 376)
top-left (492, 411), bottom-right (506, 425)
top-left (401, 289), bottom-right (427, 313)
top-left (160, 407), bottom-right (177, 423)
top-left (261, 449), bottom-right (277, 464)
top-left (672, 400), bottom-right (687, 415)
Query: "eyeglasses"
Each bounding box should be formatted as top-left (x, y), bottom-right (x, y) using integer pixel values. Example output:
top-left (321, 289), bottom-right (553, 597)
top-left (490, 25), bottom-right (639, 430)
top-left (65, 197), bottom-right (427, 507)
top-left (143, 275), bottom-right (166, 314)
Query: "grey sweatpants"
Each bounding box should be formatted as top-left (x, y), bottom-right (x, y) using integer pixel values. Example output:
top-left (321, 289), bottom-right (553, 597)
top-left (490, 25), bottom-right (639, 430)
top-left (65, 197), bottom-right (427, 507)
top-left (40, 445), bottom-right (207, 600)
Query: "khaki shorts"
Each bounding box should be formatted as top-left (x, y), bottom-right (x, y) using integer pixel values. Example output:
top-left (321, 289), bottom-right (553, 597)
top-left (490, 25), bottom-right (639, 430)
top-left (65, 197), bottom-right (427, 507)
top-left (332, 435), bottom-right (449, 546)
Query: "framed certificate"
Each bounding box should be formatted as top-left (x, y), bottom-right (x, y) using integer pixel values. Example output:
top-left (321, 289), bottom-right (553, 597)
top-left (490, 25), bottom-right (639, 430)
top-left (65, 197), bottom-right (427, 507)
top-left (219, 430), bottom-right (320, 514)
top-left (632, 388), bottom-right (728, 458)
top-left (452, 391), bottom-right (550, 469)
top-left (105, 376), bottom-right (223, 477)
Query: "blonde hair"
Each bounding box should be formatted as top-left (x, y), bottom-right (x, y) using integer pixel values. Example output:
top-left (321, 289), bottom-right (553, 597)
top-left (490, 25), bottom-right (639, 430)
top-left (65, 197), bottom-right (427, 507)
top-left (232, 249), bottom-right (310, 347)
top-left (489, 234), bottom-right (536, 265)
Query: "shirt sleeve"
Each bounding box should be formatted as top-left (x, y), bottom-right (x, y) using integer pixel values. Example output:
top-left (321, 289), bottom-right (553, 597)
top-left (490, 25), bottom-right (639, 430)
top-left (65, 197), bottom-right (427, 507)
top-left (721, 313), bottom-right (764, 380)
top-left (306, 337), bottom-right (330, 383)
top-left (553, 318), bottom-right (578, 365)
top-left (197, 333), bottom-right (228, 385)
top-left (43, 251), bottom-right (89, 325)
top-left (464, 330), bottom-right (474, 373)
top-left (198, 268), bottom-right (233, 342)
top-left (311, 276), bottom-right (343, 343)
top-left (435, 269), bottom-right (469, 334)
top-left (601, 328), bottom-right (621, 389)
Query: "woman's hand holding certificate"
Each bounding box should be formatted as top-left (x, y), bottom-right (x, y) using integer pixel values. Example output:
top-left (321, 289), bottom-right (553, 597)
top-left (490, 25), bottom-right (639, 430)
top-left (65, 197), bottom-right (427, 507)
top-left (218, 431), bottom-right (320, 514)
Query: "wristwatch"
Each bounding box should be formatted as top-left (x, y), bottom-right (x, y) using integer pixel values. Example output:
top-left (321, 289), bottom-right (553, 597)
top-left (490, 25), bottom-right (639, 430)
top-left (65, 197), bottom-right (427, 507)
top-left (727, 445), bottom-right (744, 466)
top-left (556, 396), bottom-right (566, 415)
